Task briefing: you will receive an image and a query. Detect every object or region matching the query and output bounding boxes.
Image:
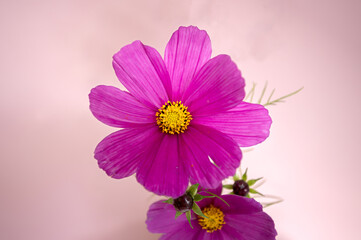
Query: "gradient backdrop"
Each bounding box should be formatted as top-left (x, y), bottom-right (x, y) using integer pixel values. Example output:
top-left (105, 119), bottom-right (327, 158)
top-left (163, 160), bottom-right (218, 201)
top-left (1, 0), bottom-right (360, 239)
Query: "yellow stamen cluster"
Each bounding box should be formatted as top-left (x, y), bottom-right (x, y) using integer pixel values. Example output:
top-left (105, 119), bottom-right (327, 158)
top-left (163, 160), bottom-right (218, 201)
top-left (156, 101), bottom-right (192, 134)
top-left (197, 204), bottom-right (225, 233)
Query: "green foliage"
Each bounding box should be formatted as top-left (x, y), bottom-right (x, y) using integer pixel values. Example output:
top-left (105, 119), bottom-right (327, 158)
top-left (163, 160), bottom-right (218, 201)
top-left (203, 191), bottom-right (230, 207)
top-left (224, 168), bottom-right (283, 207)
top-left (244, 81), bottom-right (303, 106)
top-left (247, 177), bottom-right (263, 187)
top-left (249, 188), bottom-right (264, 196)
top-left (263, 199), bottom-right (283, 208)
top-left (166, 183), bottom-right (229, 228)
top-left (242, 168), bottom-right (248, 181)
top-left (163, 198), bottom-right (173, 204)
top-left (222, 184), bottom-right (233, 190)
top-left (186, 211), bottom-right (193, 228)
top-left (193, 193), bottom-right (214, 201)
top-left (192, 203), bottom-right (208, 219)
top-left (233, 174), bottom-right (240, 181)
top-left (187, 183), bottom-right (199, 198)
top-left (175, 211), bottom-right (183, 219)
top-left (264, 87), bottom-right (304, 106)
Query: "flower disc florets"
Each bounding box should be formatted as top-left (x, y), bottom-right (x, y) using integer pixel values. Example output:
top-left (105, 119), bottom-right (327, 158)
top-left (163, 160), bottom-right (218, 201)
top-left (197, 204), bottom-right (225, 233)
top-left (156, 101), bottom-right (192, 134)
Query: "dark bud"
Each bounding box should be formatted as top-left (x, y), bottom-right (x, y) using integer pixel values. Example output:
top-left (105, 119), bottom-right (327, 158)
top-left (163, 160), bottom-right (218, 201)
top-left (233, 180), bottom-right (250, 196)
top-left (173, 193), bottom-right (193, 213)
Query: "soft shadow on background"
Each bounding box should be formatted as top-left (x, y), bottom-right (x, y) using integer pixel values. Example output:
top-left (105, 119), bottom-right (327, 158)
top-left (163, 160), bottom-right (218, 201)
top-left (1, 0), bottom-right (361, 239)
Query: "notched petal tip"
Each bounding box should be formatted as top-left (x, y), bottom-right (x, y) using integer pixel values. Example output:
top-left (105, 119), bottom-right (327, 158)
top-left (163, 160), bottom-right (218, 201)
top-left (176, 25), bottom-right (209, 35)
top-left (112, 40), bottom-right (143, 59)
top-left (165, 25), bottom-right (212, 100)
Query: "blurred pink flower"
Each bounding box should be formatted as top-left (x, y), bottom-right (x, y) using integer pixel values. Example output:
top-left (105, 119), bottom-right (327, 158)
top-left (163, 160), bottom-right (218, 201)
top-left (146, 187), bottom-right (277, 239)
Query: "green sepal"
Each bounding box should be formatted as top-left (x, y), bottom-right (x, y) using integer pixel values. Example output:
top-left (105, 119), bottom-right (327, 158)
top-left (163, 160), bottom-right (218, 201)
top-left (175, 211), bottom-right (183, 219)
top-left (223, 184), bottom-right (233, 190)
top-left (194, 193), bottom-right (214, 202)
top-left (192, 203), bottom-right (208, 219)
top-left (204, 191), bottom-right (230, 207)
top-left (186, 211), bottom-right (193, 229)
top-left (163, 198), bottom-right (173, 204)
top-left (246, 193), bottom-right (250, 198)
top-left (233, 174), bottom-right (240, 181)
top-left (263, 199), bottom-right (283, 208)
top-left (249, 188), bottom-right (264, 196)
top-left (247, 177), bottom-right (263, 187)
top-left (187, 183), bottom-right (199, 198)
top-left (242, 168), bottom-right (248, 181)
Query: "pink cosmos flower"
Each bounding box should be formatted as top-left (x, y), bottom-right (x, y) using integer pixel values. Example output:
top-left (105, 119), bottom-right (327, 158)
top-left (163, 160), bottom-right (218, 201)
top-left (146, 187), bottom-right (277, 239)
top-left (89, 26), bottom-right (271, 197)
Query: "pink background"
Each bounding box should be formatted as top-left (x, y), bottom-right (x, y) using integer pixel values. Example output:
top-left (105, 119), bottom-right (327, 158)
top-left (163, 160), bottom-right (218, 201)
top-left (1, 0), bottom-right (360, 239)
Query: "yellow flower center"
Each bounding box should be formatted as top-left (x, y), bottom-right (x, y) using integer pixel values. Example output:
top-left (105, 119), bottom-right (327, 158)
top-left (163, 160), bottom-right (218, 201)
top-left (197, 204), bottom-right (225, 233)
top-left (156, 101), bottom-right (192, 134)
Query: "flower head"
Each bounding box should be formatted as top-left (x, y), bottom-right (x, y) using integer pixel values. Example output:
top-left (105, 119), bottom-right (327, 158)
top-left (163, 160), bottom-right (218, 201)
top-left (146, 187), bottom-right (277, 239)
top-left (89, 26), bottom-right (272, 197)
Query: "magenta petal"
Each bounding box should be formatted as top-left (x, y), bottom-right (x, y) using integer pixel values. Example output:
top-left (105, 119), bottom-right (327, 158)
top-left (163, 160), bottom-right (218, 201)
top-left (143, 45), bottom-right (173, 100)
top-left (198, 231), bottom-right (225, 240)
top-left (193, 102), bottom-right (272, 147)
top-left (146, 195), bottom-right (276, 240)
top-left (89, 85), bottom-right (155, 128)
top-left (136, 133), bottom-right (188, 197)
top-left (213, 195), bottom-right (263, 214)
top-left (95, 126), bottom-right (158, 179)
top-left (224, 213), bottom-right (277, 240)
top-left (199, 184), bottom-right (223, 196)
top-left (159, 217), bottom-right (202, 240)
top-left (160, 229), bottom-right (201, 240)
top-left (215, 196), bottom-right (277, 239)
top-left (164, 26), bottom-right (212, 100)
top-left (146, 201), bottom-right (201, 239)
top-left (183, 55), bottom-right (245, 115)
top-left (94, 127), bottom-right (158, 178)
top-left (180, 125), bottom-right (242, 189)
top-left (113, 40), bottom-right (171, 109)
top-left (146, 200), bottom-right (187, 233)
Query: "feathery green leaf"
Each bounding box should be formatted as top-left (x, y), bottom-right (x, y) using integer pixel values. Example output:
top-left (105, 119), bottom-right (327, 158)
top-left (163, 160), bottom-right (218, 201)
top-left (264, 87), bottom-right (304, 106)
